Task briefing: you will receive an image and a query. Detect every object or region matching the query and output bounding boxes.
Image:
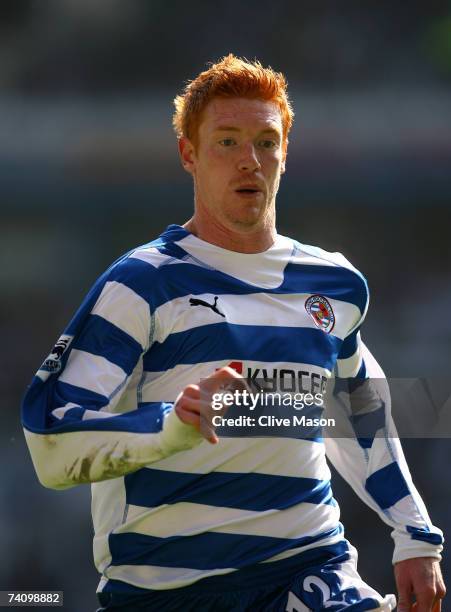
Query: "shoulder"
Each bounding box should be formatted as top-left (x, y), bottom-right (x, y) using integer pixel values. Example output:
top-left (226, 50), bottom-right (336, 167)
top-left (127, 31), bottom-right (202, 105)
top-left (94, 228), bottom-right (189, 310)
top-left (290, 239), bottom-right (365, 277)
top-left (111, 227), bottom-right (189, 276)
top-left (287, 237), bottom-right (370, 317)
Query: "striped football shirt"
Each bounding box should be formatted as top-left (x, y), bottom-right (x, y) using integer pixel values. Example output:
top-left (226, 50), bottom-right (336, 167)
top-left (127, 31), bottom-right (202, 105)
top-left (22, 224), bottom-right (443, 594)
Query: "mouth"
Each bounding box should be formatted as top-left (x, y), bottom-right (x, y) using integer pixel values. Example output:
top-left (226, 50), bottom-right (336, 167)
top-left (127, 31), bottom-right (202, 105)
top-left (234, 185), bottom-right (263, 197)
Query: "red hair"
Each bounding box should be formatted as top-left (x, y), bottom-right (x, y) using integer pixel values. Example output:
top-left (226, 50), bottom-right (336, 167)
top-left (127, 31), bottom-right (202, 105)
top-left (173, 54), bottom-right (294, 153)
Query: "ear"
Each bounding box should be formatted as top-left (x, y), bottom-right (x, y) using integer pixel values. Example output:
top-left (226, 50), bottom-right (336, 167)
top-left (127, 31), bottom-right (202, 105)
top-left (280, 157), bottom-right (286, 174)
top-left (178, 137), bottom-right (196, 175)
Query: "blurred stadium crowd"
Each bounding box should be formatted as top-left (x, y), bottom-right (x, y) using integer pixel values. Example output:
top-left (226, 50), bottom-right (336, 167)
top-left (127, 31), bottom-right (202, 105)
top-left (1, 2), bottom-right (450, 610)
top-left (1, 1), bottom-right (451, 91)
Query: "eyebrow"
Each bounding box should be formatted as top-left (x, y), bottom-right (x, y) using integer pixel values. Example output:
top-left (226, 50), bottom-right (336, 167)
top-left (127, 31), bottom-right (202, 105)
top-left (213, 126), bottom-right (240, 133)
top-left (213, 126), bottom-right (281, 137)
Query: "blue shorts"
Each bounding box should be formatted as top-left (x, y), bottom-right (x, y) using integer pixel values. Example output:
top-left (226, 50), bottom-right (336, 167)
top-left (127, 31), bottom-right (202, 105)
top-left (96, 543), bottom-right (395, 611)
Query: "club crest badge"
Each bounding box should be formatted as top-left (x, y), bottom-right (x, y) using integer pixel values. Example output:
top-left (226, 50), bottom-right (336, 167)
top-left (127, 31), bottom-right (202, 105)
top-left (305, 295), bottom-right (335, 333)
top-left (36, 334), bottom-right (74, 381)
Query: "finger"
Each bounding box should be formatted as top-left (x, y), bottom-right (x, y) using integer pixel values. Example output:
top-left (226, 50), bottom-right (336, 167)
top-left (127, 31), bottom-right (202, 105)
top-left (434, 593), bottom-right (445, 611)
top-left (215, 367), bottom-right (251, 393)
top-left (203, 366), bottom-right (249, 394)
top-left (175, 397), bottom-right (219, 444)
top-left (414, 586), bottom-right (438, 612)
top-left (201, 368), bottom-right (251, 413)
top-left (199, 412), bottom-right (219, 445)
top-left (412, 603), bottom-right (442, 612)
top-left (177, 394), bottom-right (210, 414)
top-left (174, 404), bottom-right (200, 428)
top-left (209, 366), bottom-right (244, 381)
top-left (396, 580), bottom-right (413, 612)
top-left (183, 384), bottom-right (201, 399)
top-left (435, 567), bottom-right (447, 603)
top-left (412, 603), bottom-right (442, 611)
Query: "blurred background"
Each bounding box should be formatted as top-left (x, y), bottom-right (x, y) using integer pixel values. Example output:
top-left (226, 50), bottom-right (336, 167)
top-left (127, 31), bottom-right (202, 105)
top-left (1, 1), bottom-right (450, 610)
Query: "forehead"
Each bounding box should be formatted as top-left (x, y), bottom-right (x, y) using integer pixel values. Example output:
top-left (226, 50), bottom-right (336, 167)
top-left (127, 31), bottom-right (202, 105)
top-left (200, 97), bottom-right (282, 133)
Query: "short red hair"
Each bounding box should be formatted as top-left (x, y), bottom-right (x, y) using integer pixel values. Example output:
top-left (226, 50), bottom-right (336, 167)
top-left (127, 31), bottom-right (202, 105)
top-left (173, 54), bottom-right (294, 153)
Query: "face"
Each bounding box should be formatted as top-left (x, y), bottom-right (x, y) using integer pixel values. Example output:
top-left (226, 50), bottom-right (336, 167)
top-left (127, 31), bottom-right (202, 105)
top-left (179, 97), bottom-right (286, 232)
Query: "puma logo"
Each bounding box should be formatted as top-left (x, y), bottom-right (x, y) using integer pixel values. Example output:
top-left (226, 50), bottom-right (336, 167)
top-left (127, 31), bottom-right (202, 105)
top-left (189, 296), bottom-right (225, 318)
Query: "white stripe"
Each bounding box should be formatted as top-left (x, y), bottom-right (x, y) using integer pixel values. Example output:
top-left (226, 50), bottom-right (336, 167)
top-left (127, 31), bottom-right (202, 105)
top-left (112, 357), bottom-right (144, 413)
top-left (141, 360), bottom-right (332, 402)
top-left (364, 434), bottom-right (393, 482)
top-left (331, 545), bottom-right (387, 603)
top-left (51, 403), bottom-right (79, 420)
top-left (153, 292), bottom-right (361, 343)
top-left (104, 563), bottom-right (235, 590)
top-left (375, 434), bottom-right (441, 535)
top-left (361, 342), bottom-right (386, 378)
top-left (148, 437), bottom-right (331, 481)
top-left (92, 479), bottom-right (127, 573)
top-left (46, 407), bottom-right (118, 424)
top-left (121, 499), bottom-right (339, 539)
top-left (336, 349), bottom-right (363, 378)
top-left (59, 349), bottom-right (127, 399)
top-left (387, 494), bottom-right (430, 530)
top-left (288, 253), bottom-right (338, 267)
top-left (261, 530), bottom-right (343, 564)
top-left (82, 409), bottom-right (121, 420)
top-left (130, 247), bottom-right (186, 268)
top-left (36, 370), bottom-right (50, 382)
top-left (176, 233), bottom-right (294, 288)
top-left (91, 281), bottom-right (150, 350)
top-left (142, 361), bottom-right (219, 400)
top-left (292, 244), bottom-right (363, 275)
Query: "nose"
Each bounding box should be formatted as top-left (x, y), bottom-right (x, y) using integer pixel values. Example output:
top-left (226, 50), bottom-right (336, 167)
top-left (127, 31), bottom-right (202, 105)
top-left (237, 143), bottom-right (261, 172)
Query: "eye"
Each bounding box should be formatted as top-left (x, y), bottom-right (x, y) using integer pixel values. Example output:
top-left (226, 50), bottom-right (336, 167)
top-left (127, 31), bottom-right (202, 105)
top-left (258, 139), bottom-right (278, 149)
top-left (219, 138), bottom-right (236, 147)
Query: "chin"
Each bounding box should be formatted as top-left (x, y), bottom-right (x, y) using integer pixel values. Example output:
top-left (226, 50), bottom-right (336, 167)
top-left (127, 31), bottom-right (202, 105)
top-left (225, 205), bottom-right (265, 228)
top-left (227, 217), bottom-right (263, 231)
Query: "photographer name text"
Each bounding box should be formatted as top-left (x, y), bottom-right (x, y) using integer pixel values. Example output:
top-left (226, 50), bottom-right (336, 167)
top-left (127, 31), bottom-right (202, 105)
top-left (212, 414), bottom-right (336, 427)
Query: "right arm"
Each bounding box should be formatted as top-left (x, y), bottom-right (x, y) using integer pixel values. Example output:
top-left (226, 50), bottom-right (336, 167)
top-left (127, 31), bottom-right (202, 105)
top-left (23, 402), bottom-right (204, 490)
top-left (22, 257), bottom-right (224, 490)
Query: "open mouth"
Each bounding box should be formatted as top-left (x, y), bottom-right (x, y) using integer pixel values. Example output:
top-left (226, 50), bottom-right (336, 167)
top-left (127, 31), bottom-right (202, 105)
top-left (235, 188), bottom-right (262, 195)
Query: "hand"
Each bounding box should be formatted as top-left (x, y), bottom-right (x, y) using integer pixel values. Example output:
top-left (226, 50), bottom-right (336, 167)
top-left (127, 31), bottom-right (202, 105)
top-left (395, 557), bottom-right (446, 611)
top-left (174, 366), bottom-right (246, 444)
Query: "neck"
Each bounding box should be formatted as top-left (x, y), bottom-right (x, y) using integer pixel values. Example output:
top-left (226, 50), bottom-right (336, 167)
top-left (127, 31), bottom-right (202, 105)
top-left (184, 209), bottom-right (277, 254)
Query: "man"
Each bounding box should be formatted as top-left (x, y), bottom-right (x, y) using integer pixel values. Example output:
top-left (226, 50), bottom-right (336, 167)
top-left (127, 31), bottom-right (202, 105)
top-left (22, 55), bottom-right (445, 611)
